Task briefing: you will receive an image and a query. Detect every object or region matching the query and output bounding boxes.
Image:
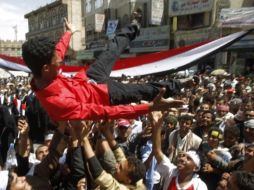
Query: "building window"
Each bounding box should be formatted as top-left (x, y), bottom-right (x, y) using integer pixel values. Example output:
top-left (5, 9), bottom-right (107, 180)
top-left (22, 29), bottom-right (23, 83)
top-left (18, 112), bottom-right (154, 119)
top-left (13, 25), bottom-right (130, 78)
top-left (177, 12), bottom-right (210, 30)
top-left (86, 0), bottom-right (92, 13)
top-left (95, 0), bottom-right (103, 9)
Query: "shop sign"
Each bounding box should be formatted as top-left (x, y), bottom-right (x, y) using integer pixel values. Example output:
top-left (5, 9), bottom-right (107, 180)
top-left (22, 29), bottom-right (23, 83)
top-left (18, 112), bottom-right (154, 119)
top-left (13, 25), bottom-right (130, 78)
top-left (130, 25), bottom-right (170, 53)
top-left (169, 0), bottom-right (214, 16)
top-left (219, 8), bottom-right (254, 29)
top-left (174, 28), bottom-right (220, 47)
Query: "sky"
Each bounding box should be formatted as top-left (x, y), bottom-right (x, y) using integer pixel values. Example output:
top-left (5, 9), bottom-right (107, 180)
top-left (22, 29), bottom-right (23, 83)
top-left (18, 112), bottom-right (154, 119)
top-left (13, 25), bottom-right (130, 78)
top-left (0, 0), bottom-right (54, 41)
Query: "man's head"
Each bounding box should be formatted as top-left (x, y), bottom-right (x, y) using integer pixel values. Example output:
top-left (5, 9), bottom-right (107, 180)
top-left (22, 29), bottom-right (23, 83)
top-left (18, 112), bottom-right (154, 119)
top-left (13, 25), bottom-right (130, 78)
top-left (195, 109), bottom-right (204, 126)
top-left (229, 98), bottom-right (242, 114)
top-left (244, 119), bottom-right (254, 143)
top-left (223, 125), bottom-right (240, 148)
top-left (114, 156), bottom-right (146, 185)
top-left (217, 104), bottom-right (230, 118)
top-left (208, 127), bottom-right (223, 149)
top-left (201, 110), bottom-right (216, 128)
top-left (22, 37), bottom-right (58, 79)
top-left (0, 171), bottom-right (51, 190)
top-left (178, 114), bottom-right (193, 137)
top-left (245, 143), bottom-right (254, 161)
top-left (163, 114), bottom-right (177, 131)
top-left (226, 171), bottom-right (254, 190)
top-left (176, 150), bottom-right (200, 174)
top-left (117, 119), bottom-right (132, 141)
top-left (199, 103), bottom-right (210, 111)
top-left (35, 144), bottom-right (49, 161)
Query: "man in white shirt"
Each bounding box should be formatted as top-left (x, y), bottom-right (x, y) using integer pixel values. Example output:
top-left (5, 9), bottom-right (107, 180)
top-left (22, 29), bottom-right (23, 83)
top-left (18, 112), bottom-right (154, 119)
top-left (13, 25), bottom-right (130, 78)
top-left (168, 114), bottom-right (202, 163)
top-left (151, 111), bottom-right (207, 190)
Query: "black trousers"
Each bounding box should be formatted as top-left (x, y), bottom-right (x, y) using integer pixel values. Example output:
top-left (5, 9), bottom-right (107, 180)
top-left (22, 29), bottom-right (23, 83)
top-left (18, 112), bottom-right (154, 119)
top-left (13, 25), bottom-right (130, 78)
top-left (86, 29), bottom-right (181, 105)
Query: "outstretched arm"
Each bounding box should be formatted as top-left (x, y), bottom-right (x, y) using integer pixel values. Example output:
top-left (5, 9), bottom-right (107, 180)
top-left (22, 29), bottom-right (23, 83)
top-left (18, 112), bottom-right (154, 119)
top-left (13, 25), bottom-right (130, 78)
top-left (151, 111), bottom-right (166, 164)
top-left (55, 18), bottom-right (75, 61)
top-left (34, 122), bottom-right (69, 178)
top-left (17, 119), bottom-right (30, 157)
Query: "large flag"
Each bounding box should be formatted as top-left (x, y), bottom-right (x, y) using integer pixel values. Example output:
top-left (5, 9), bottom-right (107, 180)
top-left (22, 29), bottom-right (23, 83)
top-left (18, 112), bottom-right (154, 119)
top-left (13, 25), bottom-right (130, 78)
top-left (0, 30), bottom-right (250, 77)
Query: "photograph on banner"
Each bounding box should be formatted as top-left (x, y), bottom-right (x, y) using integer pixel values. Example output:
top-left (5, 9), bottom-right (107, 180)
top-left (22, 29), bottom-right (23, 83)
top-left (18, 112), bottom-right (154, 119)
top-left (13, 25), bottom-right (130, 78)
top-left (151, 0), bottom-right (164, 25)
top-left (95, 13), bottom-right (105, 32)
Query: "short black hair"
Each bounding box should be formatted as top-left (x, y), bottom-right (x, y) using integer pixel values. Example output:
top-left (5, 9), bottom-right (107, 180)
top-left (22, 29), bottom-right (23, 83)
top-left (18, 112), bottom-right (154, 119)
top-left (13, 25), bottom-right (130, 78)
top-left (224, 125), bottom-right (240, 138)
top-left (234, 171), bottom-right (254, 190)
top-left (202, 94), bottom-right (215, 105)
top-left (22, 37), bottom-right (56, 78)
top-left (178, 114), bottom-right (193, 124)
top-left (127, 156), bottom-right (146, 185)
top-left (202, 110), bottom-right (216, 122)
top-left (164, 114), bottom-right (177, 126)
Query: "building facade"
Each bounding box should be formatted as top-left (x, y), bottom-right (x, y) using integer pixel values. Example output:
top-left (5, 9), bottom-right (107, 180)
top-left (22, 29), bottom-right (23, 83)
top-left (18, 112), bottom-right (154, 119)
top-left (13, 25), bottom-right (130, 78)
top-left (24, 0), bottom-right (254, 73)
top-left (0, 40), bottom-right (23, 57)
top-left (79, 0), bottom-right (220, 60)
top-left (25, 0), bottom-right (85, 64)
top-left (79, 0), bottom-right (170, 60)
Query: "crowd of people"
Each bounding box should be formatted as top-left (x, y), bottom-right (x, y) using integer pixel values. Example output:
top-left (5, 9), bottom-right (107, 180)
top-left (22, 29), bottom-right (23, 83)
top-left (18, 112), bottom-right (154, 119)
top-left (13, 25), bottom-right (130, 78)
top-left (0, 68), bottom-right (253, 190)
top-left (0, 16), bottom-right (254, 190)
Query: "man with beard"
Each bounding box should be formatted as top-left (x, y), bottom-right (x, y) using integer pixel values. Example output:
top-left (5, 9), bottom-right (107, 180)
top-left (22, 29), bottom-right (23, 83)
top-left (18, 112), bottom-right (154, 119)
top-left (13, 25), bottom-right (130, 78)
top-left (168, 114), bottom-right (202, 163)
top-left (151, 111), bottom-right (207, 190)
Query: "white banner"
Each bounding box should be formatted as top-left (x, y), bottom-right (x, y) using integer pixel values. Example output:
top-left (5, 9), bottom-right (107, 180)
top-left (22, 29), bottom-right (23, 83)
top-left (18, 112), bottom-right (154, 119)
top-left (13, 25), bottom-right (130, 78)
top-left (169, 0), bottom-right (214, 16)
top-left (112, 30), bottom-right (249, 77)
top-left (219, 8), bottom-right (254, 29)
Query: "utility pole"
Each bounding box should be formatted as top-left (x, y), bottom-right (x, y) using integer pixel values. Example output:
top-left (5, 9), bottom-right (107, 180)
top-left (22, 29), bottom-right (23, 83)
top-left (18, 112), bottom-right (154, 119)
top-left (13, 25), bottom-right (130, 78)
top-left (13, 25), bottom-right (17, 41)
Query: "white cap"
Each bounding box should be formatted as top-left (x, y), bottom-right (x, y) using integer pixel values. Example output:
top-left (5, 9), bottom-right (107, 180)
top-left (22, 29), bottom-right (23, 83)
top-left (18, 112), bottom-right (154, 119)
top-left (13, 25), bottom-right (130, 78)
top-left (244, 119), bottom-right (254, 129)
top-left (44, 133), bottom-right (54, 141)
top-left (0, 170), bottom-right (9, 190)
top-left (185, 150), bottom-right (201, 170)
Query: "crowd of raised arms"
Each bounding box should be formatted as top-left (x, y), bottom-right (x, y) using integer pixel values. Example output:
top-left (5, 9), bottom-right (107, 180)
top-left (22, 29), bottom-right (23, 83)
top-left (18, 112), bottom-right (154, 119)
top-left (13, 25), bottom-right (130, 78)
top-left (0, 71), bottom-right (253, 190)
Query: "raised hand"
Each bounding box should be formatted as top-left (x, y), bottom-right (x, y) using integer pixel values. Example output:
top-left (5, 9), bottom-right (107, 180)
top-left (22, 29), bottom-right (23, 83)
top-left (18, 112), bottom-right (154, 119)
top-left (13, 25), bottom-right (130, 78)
top-left (80, 120), bottom-right (92, 140)
top-left (149, 88), bottom-right (184, 111)
top-left (99, 120), bottom-right (114, 137)
top-left (64, 17), bottom-right (78, 34)
top-left (17, 119), bottom-right (29, 135)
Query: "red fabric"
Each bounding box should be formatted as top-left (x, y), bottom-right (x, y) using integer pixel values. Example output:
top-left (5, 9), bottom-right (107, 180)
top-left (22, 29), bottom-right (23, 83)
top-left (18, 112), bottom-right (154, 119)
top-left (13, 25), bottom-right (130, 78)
top-left (0, 39), bottom-right (208, 73)
top-left (167, 177), bottom-right (194, 190)
top-left (0, 54), bottom-right (24, 64)
top-left (21, 103), bottom-right (26, 110)
top-left (32, 32), bottom-right (149, 121)
top-left (13, 98), bottom-right (18, 107)
top-left (113, 41), bottom-right (208, 71)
